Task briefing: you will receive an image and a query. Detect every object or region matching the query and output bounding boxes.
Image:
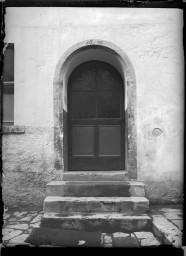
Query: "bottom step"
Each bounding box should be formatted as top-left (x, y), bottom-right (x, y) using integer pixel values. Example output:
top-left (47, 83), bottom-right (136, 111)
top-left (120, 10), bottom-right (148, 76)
top-left (41, 213), bottom-right (151, 233)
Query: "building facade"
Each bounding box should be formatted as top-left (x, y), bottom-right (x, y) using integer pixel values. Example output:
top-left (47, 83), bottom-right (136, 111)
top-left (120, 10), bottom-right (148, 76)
top-left (2, 7), bottom-right (184, 208)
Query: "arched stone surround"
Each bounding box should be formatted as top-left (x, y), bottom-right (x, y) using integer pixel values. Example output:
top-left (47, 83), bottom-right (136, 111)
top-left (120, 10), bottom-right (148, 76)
top-left (53, 39), bottom-right (137, 179)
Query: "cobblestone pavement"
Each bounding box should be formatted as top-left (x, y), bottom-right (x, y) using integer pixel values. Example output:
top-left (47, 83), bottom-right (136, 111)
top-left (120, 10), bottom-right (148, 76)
top-left (2, 205), bottom-right (183, 248)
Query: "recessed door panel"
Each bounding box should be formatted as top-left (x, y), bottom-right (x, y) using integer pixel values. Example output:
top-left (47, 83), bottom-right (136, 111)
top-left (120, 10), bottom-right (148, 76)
top-left (99, 125), bottom-right (121, 156)
top-left (68, 60), bottom-right (125, 171)
top-left (73, 125), bottom-right (94, 156)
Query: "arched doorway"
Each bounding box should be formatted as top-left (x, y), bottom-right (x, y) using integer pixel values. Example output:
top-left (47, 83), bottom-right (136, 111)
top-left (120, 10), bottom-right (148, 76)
top-left (53, 39), bottom-right (137, 179)
top-left (68, 60), bottom-right (125, 171)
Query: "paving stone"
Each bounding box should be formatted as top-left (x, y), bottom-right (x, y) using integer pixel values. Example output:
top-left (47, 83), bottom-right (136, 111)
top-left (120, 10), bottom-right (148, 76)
top-left (163, 212), bottom-right (183, 220)
top-left (3, 228), bottom-right (15, 235)
top-left (160, 208), bottom-right (182, 213)
top-left (28, 213), bottom-right (38, 217)
top-left (24, 229), bottom-right (33, 234)
top-left (171, 219), bottom-right (183, 231)
top-left (102, 233), bottom-right (113, 244)
top-left (134, 231), bottom-right (155, 239)
top-left (20, 215), bottom-right (35, 222)
top-left (13, 211), bottom-right (28, 217)
top-left (9, 234), bottom-right (30, 244)
top-left (8, 218), bottom-right (19, 222)
top-left (141, 236), bottom-right (160, 247)
top-left (30, 222), bottom-right (40, 228)
top-left (113, 236), bottom-right (139, 247)
top-left (152, 215), bottom-right (182, 247)
top-left (113, 232), bottom-right (130, 238)
top-left (30, 214), bottom-right (42, 223)
top-left (4, 214), bottom-right (10, 219)
top-left (101, 234), bottom-right (113, 247)
top-left (3, 230), bottom-right (23, 241)
top-left (7, 224), bottom-right (29, 230)
top-left (134, 232), bottom-right (160, 247)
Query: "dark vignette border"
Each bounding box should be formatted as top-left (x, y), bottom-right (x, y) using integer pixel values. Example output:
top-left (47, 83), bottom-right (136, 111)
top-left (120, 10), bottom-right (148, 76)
top-left (3, 0), bottom-right (185, 8)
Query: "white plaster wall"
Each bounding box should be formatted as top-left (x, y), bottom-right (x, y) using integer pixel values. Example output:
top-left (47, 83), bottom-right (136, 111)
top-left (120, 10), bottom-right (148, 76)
top-left (3, 8), bottom-right (184, 206)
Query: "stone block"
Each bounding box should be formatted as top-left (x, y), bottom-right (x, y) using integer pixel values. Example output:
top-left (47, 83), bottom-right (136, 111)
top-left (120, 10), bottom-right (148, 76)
top-left (13, 211), bottom-right (28, 217)
top-left (171, 219), bottom-right (183, 231)
top-left (7, 224), bottom-right (29, 230)
top-left (41, 213), bottom-right (151, 233)
top-left (129, 182), bottom-right (145, 197)
top-left (46, 180), bottom-right (146, 197)
top-left (47, 181), bottom-right (131, 197)
top-left (9, 234), bottom-right (29, 244)
top-left (160, 208), bottom-right (182, 213)
top-left (4, 214), bottom-right (10, 220)
top-left (30, 214), bottom-right (42, 223)
top-left (134, 231), bottom-right (160, 247)
top-left (63, 171), bottom-right (128, 182)
top-left (44, 196), bottom-right (149, 215)
top-left (30, 222), bottom-right (41, 228)
top-left (152, 215), bottom-right (183, 247)
top-left (3, 228), bottom-right (15, 236)
top-left (113, 232), bottom-right (130, 238)
top-left (20, 216), bottom-right (35, 222)
top-left (101, 233), bottom-right (113, 244)
top-left (140, 236), bottom-right (160, 247)
top-left (163, 212), bottom-right (183, 220)
top-left (3, 230), bottom-right (23, 241)
top-left (9, 218), bottom-right (18, 222)
top-left (113, 236), bottom-right (139, 247)
top-left (134, 231), bottom-right (154, 239)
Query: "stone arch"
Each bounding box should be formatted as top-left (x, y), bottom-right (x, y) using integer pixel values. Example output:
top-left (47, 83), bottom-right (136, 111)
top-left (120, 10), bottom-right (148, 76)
top-left (53, 39), bottom-right (137, 179)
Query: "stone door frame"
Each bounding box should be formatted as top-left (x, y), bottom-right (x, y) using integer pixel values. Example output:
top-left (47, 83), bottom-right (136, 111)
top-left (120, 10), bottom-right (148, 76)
top-left (53, 39), bottom-right (137, 179)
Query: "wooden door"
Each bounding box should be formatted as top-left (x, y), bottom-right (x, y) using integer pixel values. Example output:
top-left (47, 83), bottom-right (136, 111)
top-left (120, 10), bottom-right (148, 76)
top-left (68, 60), bottom-right (124, 171)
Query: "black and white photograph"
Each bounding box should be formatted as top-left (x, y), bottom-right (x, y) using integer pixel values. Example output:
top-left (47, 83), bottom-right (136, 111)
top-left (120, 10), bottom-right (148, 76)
top-left (0, 0), bottom-right (184, 250)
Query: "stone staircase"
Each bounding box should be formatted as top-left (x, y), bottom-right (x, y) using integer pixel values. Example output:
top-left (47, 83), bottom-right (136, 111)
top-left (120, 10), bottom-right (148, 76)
top-left (40, 171), bottom-right (152, 233)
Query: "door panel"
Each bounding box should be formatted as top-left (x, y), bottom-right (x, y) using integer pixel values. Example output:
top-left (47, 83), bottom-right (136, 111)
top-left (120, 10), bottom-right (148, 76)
top-left (99, 125), bottom-right (121, 156)
top-left (72, 125), bottom-right (94, 156)
top-left (68, 60), bottom-right (125, 171)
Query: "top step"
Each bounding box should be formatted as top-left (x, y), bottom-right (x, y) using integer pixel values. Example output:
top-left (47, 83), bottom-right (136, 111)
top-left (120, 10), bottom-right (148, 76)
top-left (63, 171), bottom-right (128, 181)
top-left (46, 180), bottom-right (145, 197)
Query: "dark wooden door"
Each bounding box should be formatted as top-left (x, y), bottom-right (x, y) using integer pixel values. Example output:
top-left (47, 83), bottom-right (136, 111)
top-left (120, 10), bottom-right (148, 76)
top-left (68, 60), bottom-right (124, 171)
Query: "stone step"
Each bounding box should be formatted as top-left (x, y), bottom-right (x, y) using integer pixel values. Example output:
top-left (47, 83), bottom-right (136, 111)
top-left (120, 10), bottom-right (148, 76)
top-left (41, 212), bottom-right (152, 233)
top-left (46, 180), bottom-right (145, 197)
top-left (44, 196), bottom-right (149, 215)
top-left (62, 171), bottom-right (128, 181)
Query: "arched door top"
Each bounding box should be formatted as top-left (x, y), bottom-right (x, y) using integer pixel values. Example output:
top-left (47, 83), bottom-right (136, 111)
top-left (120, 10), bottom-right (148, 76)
top-left (53, 40), bottom-right (137, 179)
top-left (54, 39), bottom-right (136, 87)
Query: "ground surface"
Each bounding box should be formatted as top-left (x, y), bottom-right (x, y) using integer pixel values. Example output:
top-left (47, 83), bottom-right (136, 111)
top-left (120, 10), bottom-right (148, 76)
top-left (1, 204), bottom-right (183, 248)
